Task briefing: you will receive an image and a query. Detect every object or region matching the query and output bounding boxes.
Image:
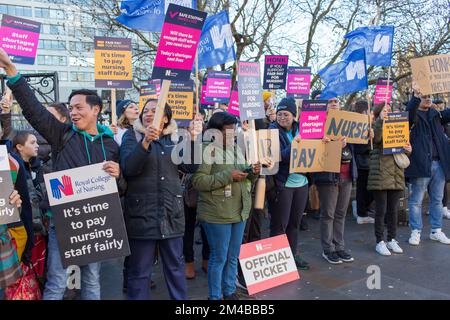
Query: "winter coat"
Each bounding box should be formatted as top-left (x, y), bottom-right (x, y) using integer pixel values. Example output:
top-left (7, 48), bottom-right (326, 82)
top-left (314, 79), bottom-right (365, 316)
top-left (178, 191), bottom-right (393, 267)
top-left (120, 119), bottom-right (197, 240)
top-left (192, 142), bottom-right (258, 224)
top-left (367, 118), bottom-right (405, 191)
top-left (405, 96), bottom-right (450, 180)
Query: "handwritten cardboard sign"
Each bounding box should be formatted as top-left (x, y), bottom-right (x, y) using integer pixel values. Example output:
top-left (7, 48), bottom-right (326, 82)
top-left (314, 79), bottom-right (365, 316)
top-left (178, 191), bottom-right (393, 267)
top-left (290, 139), bottom-right (342, 173)
top-left (324, 109), bottom-right (370, 144)
top-left (410, 54), bottom-right (450, 95)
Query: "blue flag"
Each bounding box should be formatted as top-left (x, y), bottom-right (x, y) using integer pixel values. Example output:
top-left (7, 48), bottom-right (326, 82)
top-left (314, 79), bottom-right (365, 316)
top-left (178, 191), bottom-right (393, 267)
top-left (342, 26), bottom-right (394, 67)
top-left (318, 48), bottom-right (368, 99)
top-left (196, 11), bottom-right (236, 69)
top-left (116, 0), bottom-right (196, 32)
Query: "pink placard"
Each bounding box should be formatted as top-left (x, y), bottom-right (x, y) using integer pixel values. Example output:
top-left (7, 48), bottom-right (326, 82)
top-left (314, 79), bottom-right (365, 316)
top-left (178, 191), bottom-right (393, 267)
top-left (0, 15), bottom-right (41, 65)
top-left (299, 100), bottom-right (328, 139)
top-left (286, 67), bottom-right (311, 99)
top-left (205, 71), bottom-right (232, 103)
top-left (373, 78), bottom-right (393, 105)
top-left (228, 84), bottom-right (240, 116)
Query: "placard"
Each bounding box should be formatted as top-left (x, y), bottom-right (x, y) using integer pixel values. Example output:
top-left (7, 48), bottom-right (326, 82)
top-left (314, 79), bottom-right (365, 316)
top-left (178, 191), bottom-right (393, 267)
top-left (227, 82), bottom-right (240, 116)
top-left (290, 139), bottom-right (342, 173)
top-left (299, 100), bottom-right (328, 139)
top-left (410, 54), bottom-right (450, 95)
top-left (263, 55), bottom-right (289, 90)
top-left (324, 109), bottom-right (370, 144)
top-left (383, 112), bottom-right (409, 154)
top-left (139, 84), bottom-right (159, 111)
top-left (168, 80), bottom-right (194, 127)
top-left (44, 163), bottom-right (130, 268)
top-left (237, 61), bottom-right (265, 121)
top-left (0, 146), bottom-right (20, 225)
top-left (286, 66), bottom-right (311, 99)
top-left (204, 71), bottom-right (232, 103)
top-left (373, 78), bottom-right (393, 105)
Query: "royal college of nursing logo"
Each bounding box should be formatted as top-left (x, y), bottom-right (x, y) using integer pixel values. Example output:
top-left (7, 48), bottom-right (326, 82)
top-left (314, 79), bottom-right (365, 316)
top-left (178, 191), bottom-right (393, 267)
top-left (49, 175), bottom-right (74, 199)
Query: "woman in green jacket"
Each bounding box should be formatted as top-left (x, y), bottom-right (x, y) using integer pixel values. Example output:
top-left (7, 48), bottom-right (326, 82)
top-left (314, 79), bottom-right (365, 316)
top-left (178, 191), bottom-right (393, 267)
top-left (192, 112), bottom-right (260, 300)
top-left (367, 103), bottom-right (412, 256)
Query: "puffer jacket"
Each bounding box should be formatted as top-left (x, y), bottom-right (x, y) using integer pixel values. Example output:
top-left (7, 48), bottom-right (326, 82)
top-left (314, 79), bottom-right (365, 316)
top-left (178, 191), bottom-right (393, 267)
top-left (192, 142), bottom-right (258, 224)
top-left (120, 119), bottom-right (197, 240)
top-left (367, 118), bottom-right (405, 191)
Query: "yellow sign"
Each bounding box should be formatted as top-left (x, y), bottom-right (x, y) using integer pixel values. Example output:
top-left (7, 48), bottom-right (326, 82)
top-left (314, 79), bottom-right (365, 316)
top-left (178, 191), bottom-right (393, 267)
top-left (324, 109), bottom-right (370, 144)
top-left (382, 112), bottom-right (410, 154)
top-left (167, 81), bottom-right (194, 125)
top-left (410, 54), bottom-right (450, 95)
top-left (290, 139), bottom-right (342, 173)
top-left (94, 36), bottom-right (132, 88)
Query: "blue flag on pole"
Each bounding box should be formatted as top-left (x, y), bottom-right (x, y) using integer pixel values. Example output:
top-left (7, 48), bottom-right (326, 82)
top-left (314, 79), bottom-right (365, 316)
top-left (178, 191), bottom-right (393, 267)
top-left (341, 25), bottom-right (394, 67)
top-left (116, 0), bottom-right (196, 32)
top-left (318, 48), bottom-right (368, 99)
top-left (196, 11), bottom-right (236, 69)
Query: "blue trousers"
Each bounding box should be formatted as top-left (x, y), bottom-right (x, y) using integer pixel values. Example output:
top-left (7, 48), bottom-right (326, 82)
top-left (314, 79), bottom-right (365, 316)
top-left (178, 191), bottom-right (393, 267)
top-left (127, 237), bottom-right (187, 300)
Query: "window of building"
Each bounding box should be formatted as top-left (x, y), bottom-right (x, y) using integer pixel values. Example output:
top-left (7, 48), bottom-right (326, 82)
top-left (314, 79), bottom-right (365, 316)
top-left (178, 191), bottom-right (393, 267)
top-left (37, 55), bottom-right (67, 66)
top-left (38, 39), bottom-right (66, 50)
top-left (70, 71), bottom-right (94, 82)
top-left (35, 7), bottom-right (65, 20)
top-left (0, 5), bottom-right (32, 17)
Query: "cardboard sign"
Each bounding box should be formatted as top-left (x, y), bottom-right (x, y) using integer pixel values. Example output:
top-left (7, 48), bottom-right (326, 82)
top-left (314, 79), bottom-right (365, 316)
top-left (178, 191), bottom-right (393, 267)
top-left (299, 100), bottom-right (328, 139)
top-left (0, 146), bottom-right (20, 225)
top-left (238, 61), bottom-right (265, 121)
top-left (373, 78), bottom-right (393, 105)
top-left (94, 37), bottom-right (132, 88)
top-left (151, 4), bottom-right (207, 81)
top-left (0, 14), bottom-right (41, 65)
top-left (263, 55), bottom-right (289, 90)
top-left (257, 129), bottom-right (280, 163)
top-left (286, 67), bottom-right (311, 99)
top-left (168, 80), bottom-right (194, 127)
top-left (228, 82), bottom-right (240, 116)
top-left (290, 139), bottom-right (342, 173)
top-left (239, 235), bottom-right (299, 295)
top-left (324, 109), bottom-right (370, 144)
top-left (204, 71), bottom-right (232, 103)
top-left (44, 163), bottom-right (130, 268)
top-left (139, 84), bottom-right (159, 111)
top-left (383, 112), bottom-right (409, 154)
top-left (410, 54), bottom-right (450, 95)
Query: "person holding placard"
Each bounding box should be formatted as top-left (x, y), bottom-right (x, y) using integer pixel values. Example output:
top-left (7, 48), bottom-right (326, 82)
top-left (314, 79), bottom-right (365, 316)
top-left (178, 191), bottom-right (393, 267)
top-left (192, 112), bottom-right (260, 300)
top-left (110, 100), bottom-right (139, 146)
top-left (267, 97), bottom-right (310, 270)
top-left (406, 84), bottom-right (450, 246)
top-left (367, 104), bottom-right (412, 256)
top-left (313, 96), bottom-right (357, 265)
top-left (0, 48), bottom-right (124, 300)
top-left (120, 99), bottom-right (200, 300)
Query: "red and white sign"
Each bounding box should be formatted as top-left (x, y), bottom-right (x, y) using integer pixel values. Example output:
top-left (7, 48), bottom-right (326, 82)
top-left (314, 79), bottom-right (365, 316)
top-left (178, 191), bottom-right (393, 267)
top-left (239, 234), bottom-right (299, 295)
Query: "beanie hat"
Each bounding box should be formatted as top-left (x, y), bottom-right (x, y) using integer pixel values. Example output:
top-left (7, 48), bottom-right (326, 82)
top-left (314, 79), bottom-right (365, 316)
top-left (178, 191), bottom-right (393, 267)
top-left (116, 99), bottom-right (133, 119)
top-left (276, 97), bottom-right (297, 118)
top-left (263, 91), bottom-right (272, 102)
top-left (311, 89), bottom-right (322, 100)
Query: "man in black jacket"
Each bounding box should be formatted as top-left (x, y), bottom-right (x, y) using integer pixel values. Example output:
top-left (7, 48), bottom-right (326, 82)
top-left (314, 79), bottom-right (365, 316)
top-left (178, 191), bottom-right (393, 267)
top-left (0, 48), bottom-right (122, 300)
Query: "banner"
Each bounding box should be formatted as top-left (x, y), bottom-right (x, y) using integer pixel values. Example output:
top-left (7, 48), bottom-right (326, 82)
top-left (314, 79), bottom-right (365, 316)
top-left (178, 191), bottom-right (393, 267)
top-left (94, 37), bottom-right (132, 88)
top-left (44, 163), bottom-right (130, 268)
top-left (342, 25), bottom-right (394, 67)
top-left (263, 55), bottom-right (289, 90)
top-left (139, 84), bottom-right (159, 111)
top-left (204, 71), bottom-right (232, 103)
top-left (299, 100), bottom-right (328, 139)
top-left (324, 109), bottom-right (370, 144)
top-left (168, 80), bottom-right (194, 127)
top-left (383, 112), bottom-right (409, 154)
top-left (228, 82), bottom-right (240, 116)
top-left (0, 146), bottom-right (20, 225)
top-left (116, 0), bottom-right (197, 33)
top-left (151, 4), bottom-right (207, 81)
top-left (410, 54), bottom-right (450, 95)
top-left (290, 139), bottom-right (342, 173)
top-left (239, 235), bottom-right (299, 295)
top-left (286, 67), bottom-right (311, 99)
top-left (0, 14), bottom-right (41, 65)
top-left (318, 48), bottom-right (368, 99)
top-left (237, 61), bottom-right (265, 121)
top-left (373, 78), bottom-right (393, 105)
top-left (197, 11), bottom-right (236, 70)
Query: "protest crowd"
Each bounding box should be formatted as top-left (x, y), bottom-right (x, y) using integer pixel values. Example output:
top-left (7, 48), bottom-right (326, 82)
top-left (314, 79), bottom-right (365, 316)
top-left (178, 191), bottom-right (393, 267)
top-left (0, 3), bottom-right (449, 301)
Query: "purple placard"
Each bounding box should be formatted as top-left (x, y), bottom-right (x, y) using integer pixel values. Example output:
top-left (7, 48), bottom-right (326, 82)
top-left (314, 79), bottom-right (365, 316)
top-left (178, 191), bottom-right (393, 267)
top-left (151, 4), bottom-right (207, 81)
top-left (205, 71), bottom-right (232, 103)
top-left (299, 100), bottom-right (328, 139)
top-left (0, 14), bottom-right (41, 65)
top-left (263, 55), bottom-right (289, 90)
top-left (286, 66), bottom-right (311, 99)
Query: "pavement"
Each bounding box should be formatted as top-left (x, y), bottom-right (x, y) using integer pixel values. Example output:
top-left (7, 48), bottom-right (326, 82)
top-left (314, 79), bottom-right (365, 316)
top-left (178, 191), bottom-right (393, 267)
top-left (99, 210), bottom-right (450, 300)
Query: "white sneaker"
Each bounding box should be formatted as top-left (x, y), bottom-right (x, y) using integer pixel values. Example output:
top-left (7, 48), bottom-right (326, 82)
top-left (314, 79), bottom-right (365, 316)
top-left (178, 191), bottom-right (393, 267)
top-left (443, 208), bottom-right (450, 220)
top-left (376, 241), bottom-right (391, 256)
top-left (409, 230), bottom-right (421, 246)
top-left (430, 229), bottom-right (450, 244)
top-left (386, 239), bottom-right (403, 254)
top-left (357, 216), bottom-right (375, 224)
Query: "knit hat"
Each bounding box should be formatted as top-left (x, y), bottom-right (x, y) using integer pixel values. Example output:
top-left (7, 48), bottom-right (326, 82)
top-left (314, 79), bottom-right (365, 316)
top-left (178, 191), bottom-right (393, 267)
top-left (276, 97), bottom-right (297, 118)
top-left (116, 99), bottom-right (133, 119)
top-left (311, 89), bottom-right (322, 100)
top-left (263, 91), bottom-right (272, 102)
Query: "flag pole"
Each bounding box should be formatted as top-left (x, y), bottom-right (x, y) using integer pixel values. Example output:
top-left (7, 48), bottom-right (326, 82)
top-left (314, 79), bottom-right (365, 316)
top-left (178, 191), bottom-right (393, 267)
top-left (384, 66), bottom-right (391, 109)
top-left (366, 90), bottom-right (373, 150)
top-left (111, 88), bottom-right (117, 126)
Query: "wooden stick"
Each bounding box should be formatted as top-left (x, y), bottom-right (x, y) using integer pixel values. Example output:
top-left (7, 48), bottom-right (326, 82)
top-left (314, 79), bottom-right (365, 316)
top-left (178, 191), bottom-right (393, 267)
top-left (384, 66), bottom-right (391, 108)
top-left (152, 79), bottom-right (172, 129)
top-left (366, 90), bottom-right (373, 150)
top-left (110, 88), bottom-right (117, 126)
top-left (195, 51), bottom-right (200, 115)
top-left (247, 119), bottom-right (259, 164)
